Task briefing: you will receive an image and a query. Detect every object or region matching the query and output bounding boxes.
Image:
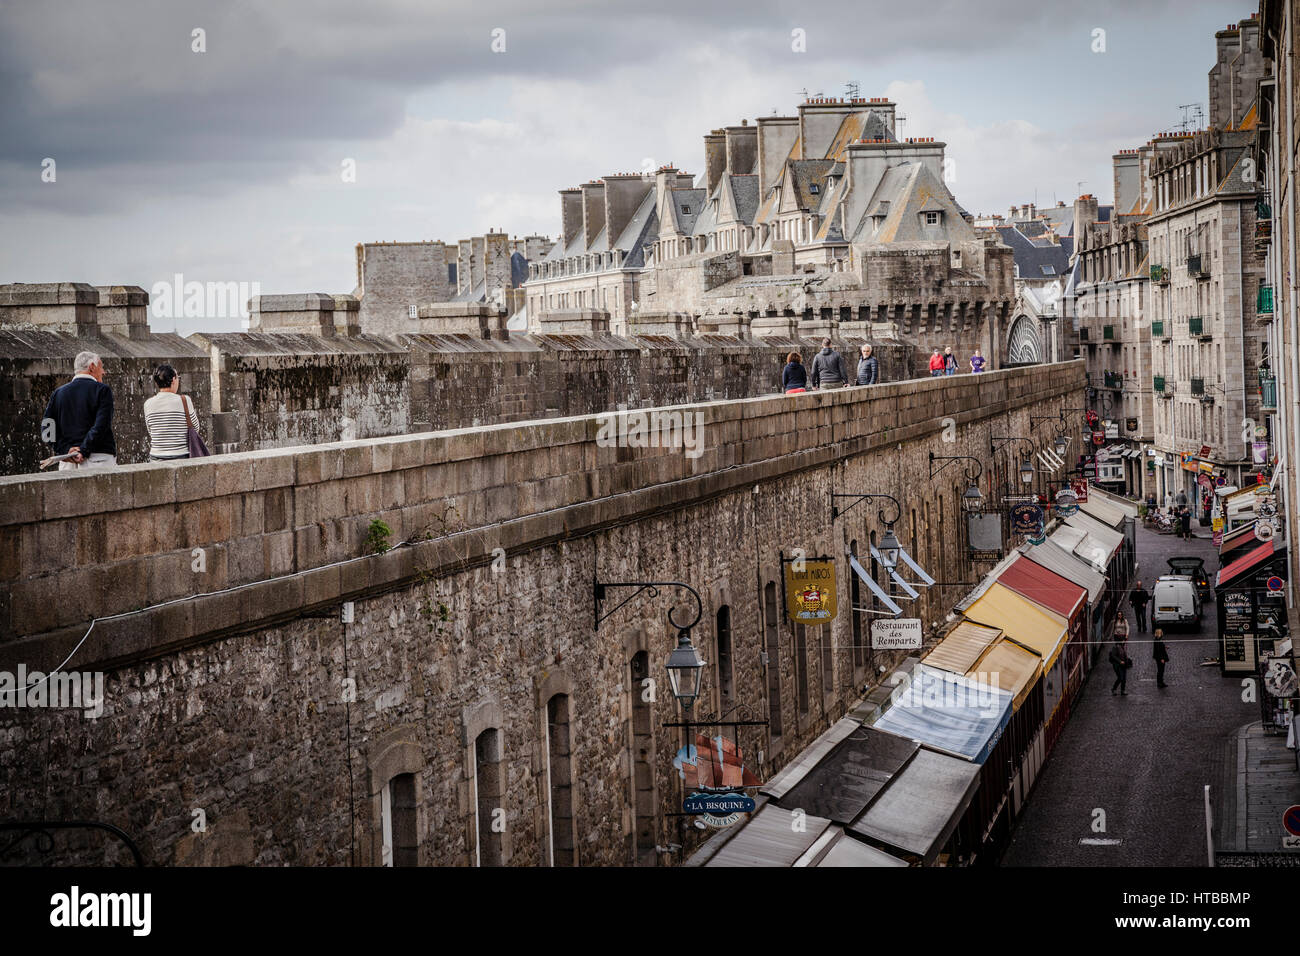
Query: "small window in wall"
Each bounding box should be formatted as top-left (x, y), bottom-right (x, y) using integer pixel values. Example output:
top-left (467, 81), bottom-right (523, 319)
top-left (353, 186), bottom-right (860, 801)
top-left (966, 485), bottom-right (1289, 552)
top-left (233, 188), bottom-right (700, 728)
top-left (810, 183), bottom-right (821, 194)
top-left (717, 606), bottom-right (734, 712)
top-left (407, 304), bottom-right (418, 319)
top-left (764, 583), bottom-right (783, 738)
top-left (681, 205), bottom-right (692, 215)
top-left (925, 211), bottom-right (940, 226)
top-left (381, 773), bottom-right (419, 867)
top-left (1040, 265), bottom-right (1055, 275)
top-left (547, 694), bottom-right (577, 866)
top-left (475, 729), bottom-right (504, 867)
top-left (795, 623), bottom-right (810, 716)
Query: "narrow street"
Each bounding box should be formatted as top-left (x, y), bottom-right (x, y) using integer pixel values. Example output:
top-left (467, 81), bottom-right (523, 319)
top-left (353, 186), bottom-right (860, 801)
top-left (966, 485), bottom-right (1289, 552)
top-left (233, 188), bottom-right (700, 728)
top-left (1002, 520), bottom-right (1252, 866)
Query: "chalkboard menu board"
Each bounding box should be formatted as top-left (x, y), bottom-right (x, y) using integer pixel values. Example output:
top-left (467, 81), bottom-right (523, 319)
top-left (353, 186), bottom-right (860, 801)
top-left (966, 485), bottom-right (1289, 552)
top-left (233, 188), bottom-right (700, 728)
top-left (1222, 591), bottom-right (1253, 668)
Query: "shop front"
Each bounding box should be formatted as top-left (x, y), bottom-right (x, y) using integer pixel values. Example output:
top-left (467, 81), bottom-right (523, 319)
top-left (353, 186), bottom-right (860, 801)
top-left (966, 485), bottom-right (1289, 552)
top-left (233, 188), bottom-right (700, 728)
top-left (1215, 537), bottom-right (1289, 676)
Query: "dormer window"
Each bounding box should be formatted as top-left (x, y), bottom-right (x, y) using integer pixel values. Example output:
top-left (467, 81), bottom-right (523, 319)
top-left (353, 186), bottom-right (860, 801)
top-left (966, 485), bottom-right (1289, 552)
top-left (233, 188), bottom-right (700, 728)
top-left (1040, 265), bottom-right (1056, 275)
top-left (925, 211), bottom-right (940, 226)
top-left (681, 205), bottom-right (692, 214)
top-left (810, 183), bottom-right (821, 194)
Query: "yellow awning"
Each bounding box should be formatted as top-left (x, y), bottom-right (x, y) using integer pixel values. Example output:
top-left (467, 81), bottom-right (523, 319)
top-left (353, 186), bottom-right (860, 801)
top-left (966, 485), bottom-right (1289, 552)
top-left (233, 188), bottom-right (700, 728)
top-left (923, 621), bottom-right (1003, 676)
top-left (964, 583), bottom-right (1069, 670)
top-left (969, 640), bottom-right (1042, 711)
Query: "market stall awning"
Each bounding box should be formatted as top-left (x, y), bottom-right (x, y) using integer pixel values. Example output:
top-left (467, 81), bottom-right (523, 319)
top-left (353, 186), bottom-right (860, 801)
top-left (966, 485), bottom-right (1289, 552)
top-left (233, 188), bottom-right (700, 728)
top-left (964, 582), bottom-right (1069, 670)
top-left (701, 803), bottom-right (833, 867)
top-left (1079, 494), bottom-right (1126, 529)
top-left (1092, 486), bottom-right (1140, 518)
top-left (997, 553), bottom-right (1087, 622)
top-left (952, 553), bottom-right (1019, 613)
top-left (847, 748), bottom-right (982, 866)
top-left (773, 725), bottom-right (919, 824)
top-left (808, 828), bottom-right (909, 867)
top-left (1216, 538), bottom-right (1287, 589)
top-left (923, 621), bottom-right (1004, 675)
top-left (1018, 541), bottom-right (1107, 605)
top-left (1064, 512), bottom-right (1125, 559)
top-left (1220, 521), bottom-right (1264, 558)
top-left (761, 717), bottom-right (859, 799)
top-left (970, 639), bottom-right (1042, 711)
top-left (870, 664), bottom-right (1013, 763)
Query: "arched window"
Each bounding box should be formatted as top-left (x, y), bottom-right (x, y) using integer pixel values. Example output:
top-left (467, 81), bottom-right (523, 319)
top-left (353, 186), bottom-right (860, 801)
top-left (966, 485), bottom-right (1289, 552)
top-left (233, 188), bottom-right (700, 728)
top-left (628, 651), bottom-right (656, 866)
top-left (475, 729), bottom-right (504, 866)
top-left (763, 582), bottom-right (783, 739)
top-left (716, 607), bottom-right (734, 712)
top-left (546, 693), bottom-right (577, 866)
top-left (381, 773), bottom-right (418, 867)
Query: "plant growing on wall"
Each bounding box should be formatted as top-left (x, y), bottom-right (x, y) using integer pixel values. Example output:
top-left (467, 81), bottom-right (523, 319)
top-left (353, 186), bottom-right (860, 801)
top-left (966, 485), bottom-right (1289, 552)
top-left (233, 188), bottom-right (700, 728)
top-left (364, 518), bottom-right (392, 555)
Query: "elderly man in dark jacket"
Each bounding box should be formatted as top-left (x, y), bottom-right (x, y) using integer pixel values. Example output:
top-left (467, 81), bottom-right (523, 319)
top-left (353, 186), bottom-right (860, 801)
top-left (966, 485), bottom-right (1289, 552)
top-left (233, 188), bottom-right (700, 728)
top-left (43, 350), bottom-right (116, 470)
top-left (856, 344), bottom-right (879, 385)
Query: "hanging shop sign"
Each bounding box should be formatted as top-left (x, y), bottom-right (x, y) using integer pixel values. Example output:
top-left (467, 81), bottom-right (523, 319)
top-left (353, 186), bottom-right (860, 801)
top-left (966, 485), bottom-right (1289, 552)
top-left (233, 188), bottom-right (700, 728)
top-left (783, 557), bottom-right (837, 623)
top-left (967, 512), bottom-right (1003, 557)
top-left (1054, 487), bottom-right (1080, 516)
top-left (1070, 478), bottom-right (1090, 503)
top-left (1127, 417), bottom-right (1138, 432)
top-left (1265, 659), bottom-right (1299, 699)
top-left (871, 617), bottom-right (923, 650)
top-left (1105, 421), bottom-right (1120, 439)
top-left (1181, 453), bottom-right (1199, 472)
top-left (1009, 503), bottom-right (1045, 537)
top-left (1092, 431), bottom-right (1105, 446)
top-left (1254, 442), bottom-right (1271, 465)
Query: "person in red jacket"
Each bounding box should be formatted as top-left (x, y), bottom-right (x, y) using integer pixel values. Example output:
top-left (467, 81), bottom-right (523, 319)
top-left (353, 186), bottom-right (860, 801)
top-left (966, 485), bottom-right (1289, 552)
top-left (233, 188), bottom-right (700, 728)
top-left (928, 349), bottom-right (945, 377)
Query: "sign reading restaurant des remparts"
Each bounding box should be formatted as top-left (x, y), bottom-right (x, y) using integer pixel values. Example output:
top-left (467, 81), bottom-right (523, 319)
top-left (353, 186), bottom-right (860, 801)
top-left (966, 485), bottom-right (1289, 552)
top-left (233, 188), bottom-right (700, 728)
top-left (871, 618), bottom-right (923, 650)
top-left (784, 558), bottom-right (838, 623)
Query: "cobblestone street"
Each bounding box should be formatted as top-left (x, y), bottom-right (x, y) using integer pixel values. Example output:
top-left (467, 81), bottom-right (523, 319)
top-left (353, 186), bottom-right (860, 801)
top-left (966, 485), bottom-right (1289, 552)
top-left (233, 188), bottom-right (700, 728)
top-left (1002, 520), bottom-right (1255, 866)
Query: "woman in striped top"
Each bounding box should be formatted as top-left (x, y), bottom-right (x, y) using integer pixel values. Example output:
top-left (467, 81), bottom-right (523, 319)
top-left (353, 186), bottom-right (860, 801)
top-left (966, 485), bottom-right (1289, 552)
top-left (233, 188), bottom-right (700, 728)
top-left (144, 364), bottom-right (200, 460)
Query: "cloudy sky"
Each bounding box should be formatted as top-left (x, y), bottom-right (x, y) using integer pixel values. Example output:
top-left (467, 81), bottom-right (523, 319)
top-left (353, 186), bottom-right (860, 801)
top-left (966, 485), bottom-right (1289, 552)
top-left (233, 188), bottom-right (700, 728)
top-left (0, 0), bottom-right (1252, 331)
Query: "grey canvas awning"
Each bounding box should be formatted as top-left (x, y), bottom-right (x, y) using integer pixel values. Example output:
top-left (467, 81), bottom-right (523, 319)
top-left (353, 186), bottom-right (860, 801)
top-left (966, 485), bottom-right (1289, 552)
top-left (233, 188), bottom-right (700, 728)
top-left (773, 725), bottom-right (919, 824)
top-left (701, 803), bottom-right (832, 867)
top-left (848, 748), bottom-right (981, 865)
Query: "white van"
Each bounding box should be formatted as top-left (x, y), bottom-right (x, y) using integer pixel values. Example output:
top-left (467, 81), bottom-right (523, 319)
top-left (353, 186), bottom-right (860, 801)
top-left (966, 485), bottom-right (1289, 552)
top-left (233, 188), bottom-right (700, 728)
top-left (1152, 575), bottom-right (1202, 628)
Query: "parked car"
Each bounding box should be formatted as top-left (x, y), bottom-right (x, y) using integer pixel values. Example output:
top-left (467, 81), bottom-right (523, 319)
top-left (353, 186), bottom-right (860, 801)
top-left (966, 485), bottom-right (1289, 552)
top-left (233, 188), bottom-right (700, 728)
top-left (1167, 557), bottom-right (1212, 603)
top-left (1152, 575), bottom-right (1202, 629)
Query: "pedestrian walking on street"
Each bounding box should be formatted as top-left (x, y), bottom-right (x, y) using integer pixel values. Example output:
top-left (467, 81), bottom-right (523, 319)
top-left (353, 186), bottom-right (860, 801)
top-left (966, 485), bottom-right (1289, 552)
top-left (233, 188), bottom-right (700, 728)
top-left (1129, 580), bottom-right (1151, 633)
top-left (42, 351), bottom-right (117, 470)
top-left (856, 344), bottom-right (879, 385)
top-left (929, 348), bottom-right (945, 377)
top-left (1178, 506), bottom-right (1193, 540)
top-left (1153, 629), bottom-right (1170, 688)
top-left (1109, 628), bottom-right (1132, 696)
top-left (810, 338), bottom-right (848, 389)
top-left (969, 348), bottom-right (986, 373)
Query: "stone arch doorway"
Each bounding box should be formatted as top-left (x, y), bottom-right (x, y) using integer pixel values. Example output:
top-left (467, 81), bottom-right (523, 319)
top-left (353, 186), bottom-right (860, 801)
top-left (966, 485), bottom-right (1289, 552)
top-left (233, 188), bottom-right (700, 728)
top-left (1007, 314), bottom-right (1042, 364)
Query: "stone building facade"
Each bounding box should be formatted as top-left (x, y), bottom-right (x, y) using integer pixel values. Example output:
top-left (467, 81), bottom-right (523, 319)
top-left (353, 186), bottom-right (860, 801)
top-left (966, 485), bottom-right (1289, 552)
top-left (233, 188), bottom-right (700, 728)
top-left (0, 361), bottom-right (1085, 866)
top-left (526, 97), bottom-right (1016, 373)
top-left (1257, 0), bottom-right (1298, 639)
top-left (1146, 15), bottom-right (1270, 506)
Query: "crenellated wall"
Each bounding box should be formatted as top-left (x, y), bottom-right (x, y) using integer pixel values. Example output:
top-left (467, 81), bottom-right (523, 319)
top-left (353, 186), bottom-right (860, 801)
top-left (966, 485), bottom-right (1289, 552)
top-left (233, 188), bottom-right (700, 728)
top-left (0, 362), bottom-right (1085, 867)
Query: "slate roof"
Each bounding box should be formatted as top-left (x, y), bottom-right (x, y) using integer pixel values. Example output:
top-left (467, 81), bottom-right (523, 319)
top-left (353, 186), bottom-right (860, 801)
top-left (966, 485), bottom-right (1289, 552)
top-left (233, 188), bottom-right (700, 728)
top-left (994, 225), bottom-right (1071, 278)
top-left (670, 188), bottom-right (707, 233)
top-left (729, 174), bottom-right (761, 223)
top-left (510, 252), bottom-right (528, 288)
top-left (788, 160), bottom-right (834, 211)
top-left (856, 163), bottom-right (977, 244)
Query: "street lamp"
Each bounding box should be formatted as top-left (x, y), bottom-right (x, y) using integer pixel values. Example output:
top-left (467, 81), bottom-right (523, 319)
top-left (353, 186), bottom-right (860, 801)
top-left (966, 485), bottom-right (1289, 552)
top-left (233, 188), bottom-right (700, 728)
top-left (877, 524), bottom-right (902, 570)
top-left (1020, 456), bottom-right (1035, 484)
top-left (963, 480), bottom-right (984, 513)
top-left (665, 628), bottom-right (706, 708)
top-left (1054, 433), bottom-right (1069, 457)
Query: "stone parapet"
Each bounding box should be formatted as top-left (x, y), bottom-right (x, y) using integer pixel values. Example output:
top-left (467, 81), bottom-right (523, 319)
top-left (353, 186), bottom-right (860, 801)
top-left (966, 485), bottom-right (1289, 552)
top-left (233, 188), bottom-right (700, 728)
top-left (535, 308), bottom-right (610, 335)
top-left (94, 285), bottom-right (151, 340)
top-left (0, 282), bottom-right (100, 334)
top-left (0, 359), bottom-right (1087, 655)
top-left (248, 293), bottom-right (337, 336)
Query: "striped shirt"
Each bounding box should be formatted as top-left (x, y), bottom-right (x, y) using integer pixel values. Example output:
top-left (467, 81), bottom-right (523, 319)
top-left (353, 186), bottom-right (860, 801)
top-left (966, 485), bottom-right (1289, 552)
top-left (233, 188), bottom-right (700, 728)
top-left (144, 391), bottom-right (200, 459)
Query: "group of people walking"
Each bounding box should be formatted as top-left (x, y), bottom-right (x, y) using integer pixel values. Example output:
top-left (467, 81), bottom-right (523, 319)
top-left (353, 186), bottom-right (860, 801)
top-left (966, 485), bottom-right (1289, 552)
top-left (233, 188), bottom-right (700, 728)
top-left (1108, 579), bottom-right (1170, 695)
top-left (41, 352), bottom-right (209, 470)
top-left (928, 345), bottom-right (985, 376)
top-left (781, 338), bottom-right (989, 394)
top-left (781, 338), bottom-right (878, 393)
